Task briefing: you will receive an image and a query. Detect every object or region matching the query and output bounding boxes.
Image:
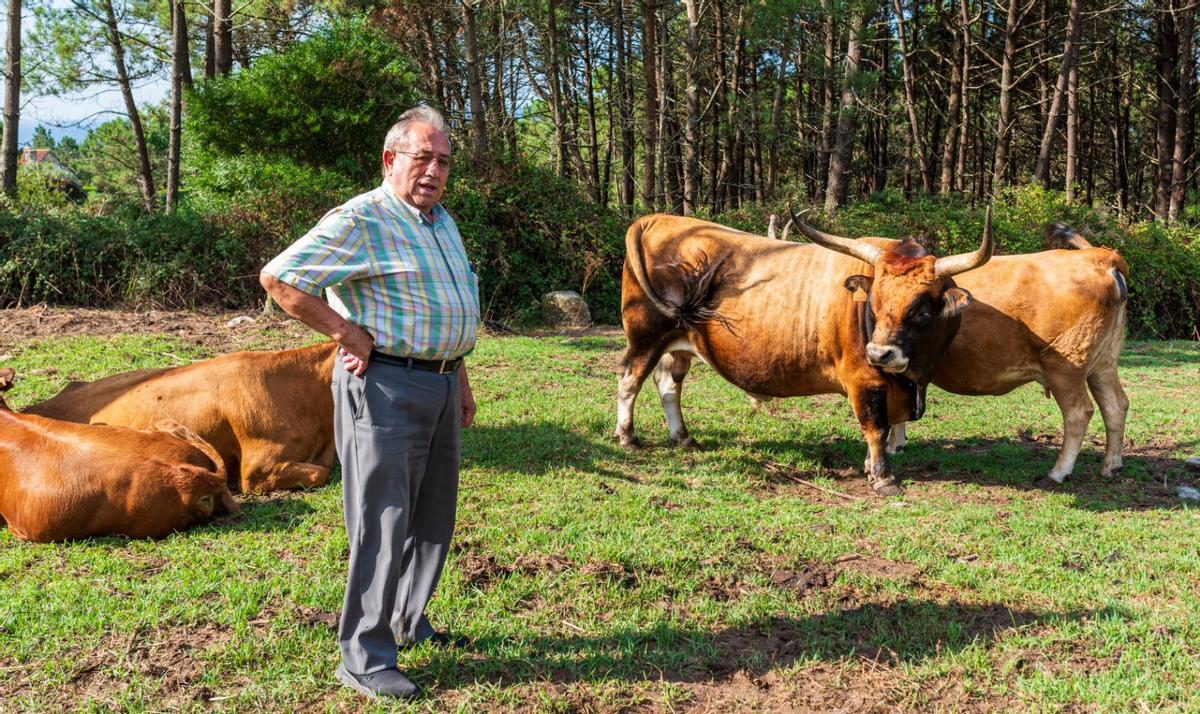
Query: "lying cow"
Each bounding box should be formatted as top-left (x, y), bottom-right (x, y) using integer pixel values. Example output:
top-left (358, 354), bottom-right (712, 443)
top-left (0, 368), bottom-right (237, 542)
top-left (24, 342), bottom-right (337, 494)
top-left (887, 226), bottom-right (1129, 487)
top-left (616, 210), bottom-right (994, 495)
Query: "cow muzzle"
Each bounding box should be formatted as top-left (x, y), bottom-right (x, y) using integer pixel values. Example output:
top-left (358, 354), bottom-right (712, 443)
top-left (866, 343), bottom-right (909, 373)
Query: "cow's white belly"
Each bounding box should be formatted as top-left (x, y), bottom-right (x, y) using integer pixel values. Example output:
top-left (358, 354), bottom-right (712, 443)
top-left (665, 338), bottom-right (708, 365)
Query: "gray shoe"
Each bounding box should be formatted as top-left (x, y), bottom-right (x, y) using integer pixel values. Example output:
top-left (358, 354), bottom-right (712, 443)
top-left (336, 663), bottom-right (421, 700)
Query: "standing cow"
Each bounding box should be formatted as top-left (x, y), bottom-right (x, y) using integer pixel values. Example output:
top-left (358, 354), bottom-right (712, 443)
top-left (887, 230), bottom-right (1129, 487)
top-left (0, 368), bottom-right (237, 542)
top-left (616, 211), bottom-right (994, 495)
top-left (24, 342), bottom-right (337, 494)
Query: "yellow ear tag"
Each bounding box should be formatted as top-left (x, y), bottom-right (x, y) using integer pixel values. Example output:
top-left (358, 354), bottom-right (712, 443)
top-left (853, 287), bottom-right (868, 303)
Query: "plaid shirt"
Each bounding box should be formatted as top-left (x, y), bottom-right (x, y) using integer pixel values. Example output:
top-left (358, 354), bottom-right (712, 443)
top-left (263, 183), bottom-right (480, 360)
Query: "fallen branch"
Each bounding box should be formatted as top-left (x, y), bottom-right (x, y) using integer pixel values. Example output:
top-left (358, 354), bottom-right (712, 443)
top-left (782, 472), bottom-right (864, 502)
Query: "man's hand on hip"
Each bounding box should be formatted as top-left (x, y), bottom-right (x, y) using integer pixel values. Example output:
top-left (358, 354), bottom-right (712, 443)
top-left (336, 323), bottom-right (375, 377)
top-left (459, 364), bottom-right (476, 427)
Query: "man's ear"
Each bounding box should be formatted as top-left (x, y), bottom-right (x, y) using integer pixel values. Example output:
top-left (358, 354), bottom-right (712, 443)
top-left (843, 275), bottom-right (872, 293)
top-left (941, 287), bottom-right (972, 317)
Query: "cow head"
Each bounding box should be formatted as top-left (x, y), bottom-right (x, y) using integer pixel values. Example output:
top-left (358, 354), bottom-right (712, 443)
top-left (792, 207), bottom-right (994, 383)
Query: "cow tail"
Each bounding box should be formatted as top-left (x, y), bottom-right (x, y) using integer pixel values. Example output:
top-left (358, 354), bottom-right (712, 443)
top-left (154, 420), bottom-right (228, 486)
top-left (625, 216), bottom-right (681, 320)
top-left (624, 217), bottom-right (734, 334)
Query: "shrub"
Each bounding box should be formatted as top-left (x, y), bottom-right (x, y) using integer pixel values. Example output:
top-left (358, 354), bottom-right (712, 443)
top-left (447, 160), bottom-right (628, 324)
top-left (185, 16), bottom-right (419, 183)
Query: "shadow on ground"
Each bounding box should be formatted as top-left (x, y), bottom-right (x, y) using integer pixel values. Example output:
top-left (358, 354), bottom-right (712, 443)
top-left (414, 600), bottom-right (1122, 689)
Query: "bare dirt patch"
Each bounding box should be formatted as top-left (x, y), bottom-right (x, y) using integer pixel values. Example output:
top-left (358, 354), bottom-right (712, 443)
top-left (0, 305), bottom-right (316, 354)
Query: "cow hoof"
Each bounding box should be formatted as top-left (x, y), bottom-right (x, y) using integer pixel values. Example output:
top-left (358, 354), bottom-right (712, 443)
top-left (673, 436), bottom-right (701, 450)
top-left (869, 478), bottom-right (903, 497)
top-left (1100, 465), bottom-right (1123, 478)
top-left (616, 434), bottom-right (644, 449)
top-left (886, 444), bottom-right (905, 456)
top-left (1033, 476), bottom-right (1063, 489)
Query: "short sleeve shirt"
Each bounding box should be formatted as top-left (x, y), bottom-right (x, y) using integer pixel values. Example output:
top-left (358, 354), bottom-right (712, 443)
top-left (262, 182), bottom-right (480, 360)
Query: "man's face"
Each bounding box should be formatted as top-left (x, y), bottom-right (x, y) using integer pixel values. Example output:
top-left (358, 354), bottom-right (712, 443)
top-left (383, 122), bottom-right (452, 212)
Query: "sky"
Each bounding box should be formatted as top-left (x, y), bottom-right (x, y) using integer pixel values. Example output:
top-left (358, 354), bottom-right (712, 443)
top-left (12, 80), bottom-right (171, 145)
top-left (3, 2), bottom-right (170, 146)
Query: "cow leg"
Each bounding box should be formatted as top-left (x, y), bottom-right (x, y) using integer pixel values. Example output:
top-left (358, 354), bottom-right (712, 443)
top-left (615, 351), bottom-right (660, 449)
top-left (849, 387), bottom-right (902, 496)
top-left (887, 422), bottom-right (907, 455)
top-left (1037, 376), bottom-right (1095, 487)
top-left (653, 352), bottom-right (699, 449)
top-left (1087, 367), bottom-right (1128, 477)
top-left (242, 460), bottom-right (331, 494)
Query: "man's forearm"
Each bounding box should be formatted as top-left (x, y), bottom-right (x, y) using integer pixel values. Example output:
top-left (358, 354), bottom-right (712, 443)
top-left (259, 273), bottom-right (373, 358)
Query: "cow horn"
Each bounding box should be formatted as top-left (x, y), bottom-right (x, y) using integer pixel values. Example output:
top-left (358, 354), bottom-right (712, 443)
top-left (780, 219), bottom-right (793, 242)
top-left (789, 208), bottom-right (883, 265)
top-left (934, 204), bottom-right (994, 278)
top-left (767, 214), bottom-right (778, 239)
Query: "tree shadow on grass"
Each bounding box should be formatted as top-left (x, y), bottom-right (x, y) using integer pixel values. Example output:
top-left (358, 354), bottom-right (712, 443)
top-left (1119, 341), bottom-right (1200, 368)
top-left (463, 421), bottom-right (636, 482)
top-left (736, 431), bottom-right (1200, 513)
top-left (203, 495), bottom-right (318, 534)
top-left (416, 600), bottom-right (1123, 689)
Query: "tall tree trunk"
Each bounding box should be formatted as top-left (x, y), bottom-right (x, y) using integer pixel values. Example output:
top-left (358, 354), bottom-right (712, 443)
top-left (640, 0), bottom-right (658, 209)
top-left (166, 0), bottom-right (188, 213)
top-left (581, 3), bottom-right (602, 203)
top-left (1, 0), bottom-right (19, 198)
top-left (545, 0), bottom-right (570, 177)
top-left (954, 0), bottom-right (971, 193)
top-left (893, 0), bottom-right (928, 194)
top-left (462, 0), bottom-right (489, 160)
top-left (102, 0), bottom-right (155, 211)
top-left (712, 0), bottom-right (728, 211)
top-left (1065, 49), bottom-right (1079, 201)
top-left (615, 0), bottom-right (635, 207)
top-left (939, 7), bottom-right (963, 195)
top-left (992, 0), bottom-right (1023, 191)
top-left (212, 0), bottom-right (232, 76)
top-left (419, 22), bottom-right (447, 111)
top-left (817, 3), bottom-right (836, 202)
top-left (204, 13), bottom-right (214, 78)
top-left (767, 38), bottom-right (790, 201)
top-left (681, 0), bottom-right (701, 214)
top-left (1032, 0), bottom-right (1082, 187)
top-left (660, 15), bottom-right (683, 213)
top-left (1169, 1), bottom-right (1197, 221)
top-left (1155, 0), bottom-right (1180, 218)
top-left (824, 12), bottom-right (864, 214)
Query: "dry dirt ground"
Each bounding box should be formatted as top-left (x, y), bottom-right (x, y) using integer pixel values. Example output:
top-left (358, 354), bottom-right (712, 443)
top-left (0, 305), bottom-right (322, 354)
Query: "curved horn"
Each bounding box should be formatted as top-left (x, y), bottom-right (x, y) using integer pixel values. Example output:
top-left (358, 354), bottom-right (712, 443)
top-left (934, 204), bottom-right (994, 278)
top-left (780, 219), bottom-right (793, 242)
top-left (767, 214), bottom-right (778, 239)
top-left (789, 208), bottom-right (883, 265)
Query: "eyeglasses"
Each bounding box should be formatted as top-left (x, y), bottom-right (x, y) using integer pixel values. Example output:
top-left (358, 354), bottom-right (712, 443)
top-left (393, 150), bottom-right (452, 171)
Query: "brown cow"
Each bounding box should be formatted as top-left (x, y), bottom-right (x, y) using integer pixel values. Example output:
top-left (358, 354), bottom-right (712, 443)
top-left (0, 368), bottom-right (237, 542)
top-left (616, 211), bottom-right (994, 495)
top-left (24, 342), bottom-right (337, 494)
top-left (887, 237), bottom-right (1129, 487)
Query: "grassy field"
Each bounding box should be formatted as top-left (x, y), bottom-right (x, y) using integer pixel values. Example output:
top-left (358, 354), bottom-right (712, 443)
top-left (1, 316), bottom-right (1199, 712)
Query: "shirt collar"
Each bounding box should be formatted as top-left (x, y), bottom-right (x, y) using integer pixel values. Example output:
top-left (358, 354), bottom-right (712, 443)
top-left (380, 181), bottom-right (444, 226)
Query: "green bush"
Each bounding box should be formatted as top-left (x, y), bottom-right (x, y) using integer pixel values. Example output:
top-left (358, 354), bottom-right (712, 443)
top-left (185, 16), bottom-right (418, 183)
top-left (447, 160), bottom-right (628, 324)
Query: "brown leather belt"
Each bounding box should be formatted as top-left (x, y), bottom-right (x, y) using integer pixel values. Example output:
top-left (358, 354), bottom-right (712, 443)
top-left (371, 350), bottom-right (462, 374)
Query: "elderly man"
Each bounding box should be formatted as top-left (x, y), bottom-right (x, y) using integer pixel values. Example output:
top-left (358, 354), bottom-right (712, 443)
top-left (260, 105), bottom-right (478, 700)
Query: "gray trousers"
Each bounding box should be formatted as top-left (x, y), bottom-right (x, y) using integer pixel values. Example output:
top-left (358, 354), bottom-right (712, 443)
top-left (332, 358), bottom-right (461, 675)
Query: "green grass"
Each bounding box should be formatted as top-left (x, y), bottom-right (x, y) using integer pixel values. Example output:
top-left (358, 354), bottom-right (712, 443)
top-left (1, 329), bottom-right (1199, 711)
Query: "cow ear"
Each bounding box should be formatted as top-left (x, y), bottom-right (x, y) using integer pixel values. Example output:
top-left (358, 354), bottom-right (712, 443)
top-left (941, 287), bottom-right (972, 317)
top-left (843, 275), bottom-right (872, 293)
